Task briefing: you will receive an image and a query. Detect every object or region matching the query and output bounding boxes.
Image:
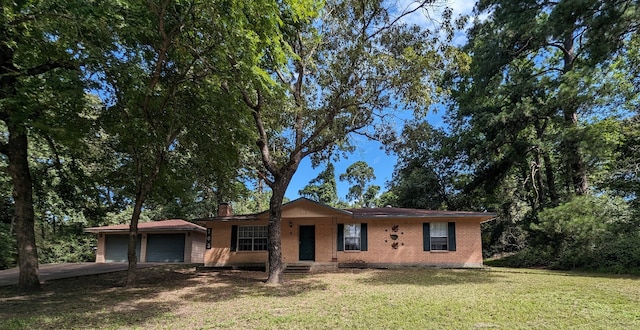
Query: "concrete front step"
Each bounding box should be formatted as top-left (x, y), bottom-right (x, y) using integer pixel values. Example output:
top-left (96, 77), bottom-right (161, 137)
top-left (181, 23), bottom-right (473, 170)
top-left (284, 264), bottom-right (312, 274)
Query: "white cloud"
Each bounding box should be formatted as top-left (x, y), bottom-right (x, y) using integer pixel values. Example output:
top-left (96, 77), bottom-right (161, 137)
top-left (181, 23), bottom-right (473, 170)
top-left (393, 0), bottom-right (479, 45)
top-left (448, 0), bottom-right (476, 17)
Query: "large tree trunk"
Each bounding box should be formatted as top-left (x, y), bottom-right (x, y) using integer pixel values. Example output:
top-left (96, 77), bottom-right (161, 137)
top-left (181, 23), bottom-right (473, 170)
top-left (561, 33), bottom-right (589, 195)
top-left (126, 149), bottom-right (166, 287)
top-left (535, 122), bottom-right (559, 207)
top-left (6, 125), bottom-right (40, 291)
top-left (563, 110), bottom-right (589, 195)
top-left (265, 186), bottom-right (285, 284)
top-left (126, 192), bottom-right (145, 287)
top-left (265, 166), bottom-right (298, 285)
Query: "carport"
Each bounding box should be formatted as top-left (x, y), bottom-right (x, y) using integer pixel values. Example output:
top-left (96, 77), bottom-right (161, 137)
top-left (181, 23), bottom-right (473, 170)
top-left (85, 219), bottom-right (206, 264)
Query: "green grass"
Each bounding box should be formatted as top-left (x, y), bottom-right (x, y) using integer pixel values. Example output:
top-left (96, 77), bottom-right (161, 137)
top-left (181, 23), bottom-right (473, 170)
top-left (1, 266), bottom-right (639, 329)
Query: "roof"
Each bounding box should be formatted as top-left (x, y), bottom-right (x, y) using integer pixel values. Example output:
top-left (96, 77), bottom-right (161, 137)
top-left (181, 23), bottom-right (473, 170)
top-left (85, 219), bottom-right (206, 234)
top-left (348, 207), bottom-right (496, 220)
top-left (194, 198), bottom-right (496, 223)
top-left (194, 197), bottom-right (352, 223)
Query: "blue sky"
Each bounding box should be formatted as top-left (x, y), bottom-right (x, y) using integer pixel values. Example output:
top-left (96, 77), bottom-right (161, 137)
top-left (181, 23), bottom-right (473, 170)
top-left (284, 110), bottom-right (446, 200)
top-left (284, 136), bottom-right (395, 200)
top-left (284, 1), bottom-right (476, 200)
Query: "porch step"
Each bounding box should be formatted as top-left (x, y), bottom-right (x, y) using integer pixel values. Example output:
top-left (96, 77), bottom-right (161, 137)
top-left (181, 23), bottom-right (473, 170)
top-left (284, 264), bottom-right (311, 274)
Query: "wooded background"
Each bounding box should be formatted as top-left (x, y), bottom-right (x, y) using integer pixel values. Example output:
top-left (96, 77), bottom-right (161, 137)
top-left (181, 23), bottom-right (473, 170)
top-left (1, 0), bottom-right (639, 289)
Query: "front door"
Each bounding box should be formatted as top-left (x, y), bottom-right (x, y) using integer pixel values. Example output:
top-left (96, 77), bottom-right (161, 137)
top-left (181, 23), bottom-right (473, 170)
top-left (299, 225), bottom-right (315, 261)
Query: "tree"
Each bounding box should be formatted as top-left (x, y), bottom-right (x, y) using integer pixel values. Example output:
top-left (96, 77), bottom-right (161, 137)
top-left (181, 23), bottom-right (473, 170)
top-left (607, 115), bottom-right (640, 207)
top-left (456, 0), bottom-right (640, 198)
top-left (361, 185), bottom-right (381, 208)
top-left (91, 0), bottom-right (285, 286)
top-left (233, 0), bottom-right (448, 283)
top-left (0, 0), bottom-right (107, 291)
top-left (441, 0), bottom-right (640, 265)
top-left (299, 163), bottom-right (339, 206)
top-left (387, 120), bottom-right (462, 210)
top-left (340, 161), bottom-right (379, 207)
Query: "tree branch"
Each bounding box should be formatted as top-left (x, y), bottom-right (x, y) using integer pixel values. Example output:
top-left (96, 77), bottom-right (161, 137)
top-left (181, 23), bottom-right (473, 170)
top-left (27, 59), bottom-right (76, 76)
top-left (44, 135), bottom-right (63, 172)
top-left (257, 170), bottom-right (275, 188)
top-left (250, 90), bottom-right (278, 176)
top-left (367, 1), bottom-right (431, 41)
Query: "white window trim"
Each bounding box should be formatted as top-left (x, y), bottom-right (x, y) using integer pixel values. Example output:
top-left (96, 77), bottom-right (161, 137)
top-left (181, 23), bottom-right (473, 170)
top-left (237, 225), bottom-right (268, 252)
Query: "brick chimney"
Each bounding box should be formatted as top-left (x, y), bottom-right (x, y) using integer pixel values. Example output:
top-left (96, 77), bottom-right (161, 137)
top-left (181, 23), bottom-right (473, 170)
top-left (218, 202), bottom-right (233, 217)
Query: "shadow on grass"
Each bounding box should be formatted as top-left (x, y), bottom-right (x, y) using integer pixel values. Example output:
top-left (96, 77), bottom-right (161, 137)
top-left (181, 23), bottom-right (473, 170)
top-left (357, 268), bottom-right (503, 287)
top-left (179, 271), bottom-right (330, 303)
top-left (0, 265), bottom-right (203, 330)
top-left (0, 265), bottom-right (331, 329)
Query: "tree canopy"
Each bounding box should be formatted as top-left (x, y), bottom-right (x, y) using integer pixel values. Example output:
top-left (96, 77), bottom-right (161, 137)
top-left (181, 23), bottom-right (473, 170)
top-left (3, 0), bottom-right (640, 287)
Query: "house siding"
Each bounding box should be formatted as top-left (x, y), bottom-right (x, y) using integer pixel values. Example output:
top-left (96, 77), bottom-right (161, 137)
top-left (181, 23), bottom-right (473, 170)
top-left (337, 219), bottom-right (482, 267)
top-left (202, 215), bottom-right (484, 268)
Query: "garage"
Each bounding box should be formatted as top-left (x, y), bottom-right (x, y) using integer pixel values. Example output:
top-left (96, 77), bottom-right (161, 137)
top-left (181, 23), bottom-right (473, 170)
top-left (104, 235), bottom-right (141, 262)
top-left (146, 233), bottom-right (185, 262)
top-left (86, 219), bottom-right (206, 263)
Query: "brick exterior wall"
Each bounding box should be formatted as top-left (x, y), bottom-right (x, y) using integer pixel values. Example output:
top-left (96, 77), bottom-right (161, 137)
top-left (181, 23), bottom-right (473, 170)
top-left (203, 215), bottom-right (484, 268)
top-left (189, 232), bottom-right (206, 263)
top-left (95, 235), bottom-right (105, 262)
top-left (205, 222), bottom-right (269, 267)
top-left (338, 219), bottom-right (482, 267)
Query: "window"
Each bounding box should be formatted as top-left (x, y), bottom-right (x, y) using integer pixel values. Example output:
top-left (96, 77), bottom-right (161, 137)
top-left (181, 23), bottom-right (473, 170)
top-left (338, 223), bottom-right (367, 251)
top-left (237, 226), bottom-right (267, 251)
top-left (430, 222), bottom-right (448, 251)
top-left (344, 224), bottom-right (361, 251)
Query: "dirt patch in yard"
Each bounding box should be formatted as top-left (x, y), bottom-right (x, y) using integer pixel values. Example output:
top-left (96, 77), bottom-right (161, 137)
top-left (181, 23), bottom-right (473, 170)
top-left (2, 266), bottom-right (638, 329)
top-left (0, 265), bottom-right (328, 329)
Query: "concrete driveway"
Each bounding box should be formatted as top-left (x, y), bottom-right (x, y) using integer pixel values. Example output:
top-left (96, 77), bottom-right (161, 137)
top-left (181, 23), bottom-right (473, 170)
top-left (0, 262), bottom-right (162, 287)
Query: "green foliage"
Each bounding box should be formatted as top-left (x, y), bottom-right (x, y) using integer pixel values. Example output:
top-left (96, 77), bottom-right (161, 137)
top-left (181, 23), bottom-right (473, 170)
top-left (238, 0), bottom-right (448, 282)
top-left (417, 0), bottom-right (640, 273)
top-left (0, 223), bottom-right (17, 269)
top-left (377, 190), bottom-right (398, 208)
top-left (299, 163), bottom-right (340, 206)
top-left (606, 115), bottom-right (640, 206)
top-left (38, 233), bottom-right (96, 264)
top-left (387, 120), bottom-right (465, 210)
top-left (339, 161), bottom-right (379, 207)
top-left (491, 195), bottom-right (640, 274)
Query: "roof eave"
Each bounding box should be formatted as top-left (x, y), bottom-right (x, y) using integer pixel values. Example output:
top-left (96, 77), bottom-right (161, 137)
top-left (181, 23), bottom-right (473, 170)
top-left (194, 215), bottom-right (260, 223)
top-left (84, 227), bottom-right (206, 234)
top-left (274, 197), bottom-right (353, 216)
top-left (352, 213), bottom-right (498, 221)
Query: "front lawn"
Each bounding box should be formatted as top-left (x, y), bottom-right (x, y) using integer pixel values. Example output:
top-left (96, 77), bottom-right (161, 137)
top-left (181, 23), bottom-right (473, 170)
top-left (1, 266), bottom-right (638, 329)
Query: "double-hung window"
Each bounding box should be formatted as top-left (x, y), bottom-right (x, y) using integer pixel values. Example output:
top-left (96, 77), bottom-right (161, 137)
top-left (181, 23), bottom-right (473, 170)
top-left (337, 223), bottom-right (368, 251)
top-left (430, 222), bottom-right (448, 251)
top-left (237, 225), bottom-right (267, 251)
top-left (423, 222), bottom-right (456, 251)
top-left (344, 224), bottom-right (361, 251)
